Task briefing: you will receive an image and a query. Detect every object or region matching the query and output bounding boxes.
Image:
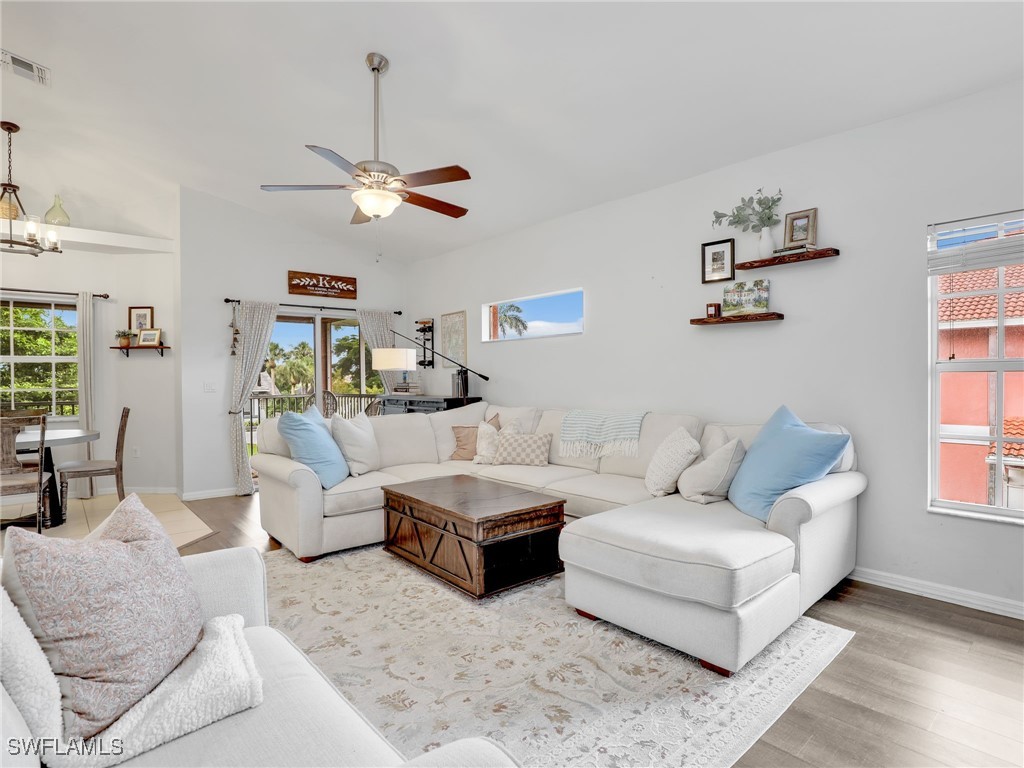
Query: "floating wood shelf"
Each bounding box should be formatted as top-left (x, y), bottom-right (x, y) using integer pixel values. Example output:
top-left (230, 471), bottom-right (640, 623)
top-left (690, 312), bottom-right (784, 325)
top-left (736, 247), bottom-right (839, 270)
top-left (110, 345), bottom-right (171, 358)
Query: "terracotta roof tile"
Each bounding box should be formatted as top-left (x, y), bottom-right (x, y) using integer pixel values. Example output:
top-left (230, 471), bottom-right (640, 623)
top-left (938, 290), bottom-right (1024, 322)
top-left (990, 418), bottom-right (1024, 459)
top-left (939, 269), bottom-right (997, 294)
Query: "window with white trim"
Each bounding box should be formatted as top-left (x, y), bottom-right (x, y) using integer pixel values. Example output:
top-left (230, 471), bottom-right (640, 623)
top-left (928, 211), bottom-right (1024, 522)
top-left (0, 299), bottom-right (79, 417)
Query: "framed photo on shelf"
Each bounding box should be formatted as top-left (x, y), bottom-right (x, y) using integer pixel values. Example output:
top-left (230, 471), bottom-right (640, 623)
top-left (128, 306), bottom-right (154, 331)
top-left (137, 328), bottom-right (162, 347)
top-left (701, 238), bottom-right (735, 283)
top-left (783, 208), bottom-right (817, 248)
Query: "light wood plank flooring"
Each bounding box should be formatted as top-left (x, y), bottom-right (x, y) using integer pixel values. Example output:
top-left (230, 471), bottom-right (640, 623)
top-left (182, 494), bottom-right (1024, 768)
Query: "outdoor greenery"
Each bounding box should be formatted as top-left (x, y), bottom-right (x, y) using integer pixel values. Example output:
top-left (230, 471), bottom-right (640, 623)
top-left (0, 303), bottom-right (79, 414)
top-left (712, 188), bottom-right (783, 233)
top-left (497, 302), bottom-right (528, 338)
top-left (262, 332), bottom-right (383, 396)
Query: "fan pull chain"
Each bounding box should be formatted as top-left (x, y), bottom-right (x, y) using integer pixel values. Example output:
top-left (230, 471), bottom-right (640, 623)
top-left (375, 217), bottom-right (384, 263)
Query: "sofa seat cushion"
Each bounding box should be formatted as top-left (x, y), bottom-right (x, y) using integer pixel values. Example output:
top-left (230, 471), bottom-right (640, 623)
top-left (441, 460), bottom-right (484, 475)
top-left (382, 463), bottom-right (471, 482)
top-left (547, 474), bottom-right (653, 506)
top-left (559, 497), bottom-right (795, 609)
top-left (323, 471), bottom-right (403, 518)
top-left (123, 626), bottom-right (403, 768)
top-left (475, 464), bottom-right (594, 490)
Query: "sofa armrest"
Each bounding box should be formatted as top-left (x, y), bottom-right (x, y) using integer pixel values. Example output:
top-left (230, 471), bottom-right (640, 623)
top-left (766, 471), bottom-right (868, 537)
top-left (400, 738), bottom-right (520, 767)
top-left (182, 547), bottom-right (268, 628)
top-left (250, 452), bottom-right (320, 490)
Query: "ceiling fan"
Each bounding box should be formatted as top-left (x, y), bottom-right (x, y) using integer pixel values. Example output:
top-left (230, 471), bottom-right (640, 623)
top-left (261, 52), bottom-right (470, 225)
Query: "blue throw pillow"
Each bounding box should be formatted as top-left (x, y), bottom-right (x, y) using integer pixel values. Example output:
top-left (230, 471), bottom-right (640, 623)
top-left (277, 411), bottom-right (350, 489)
top-left (728, 405), bottom-right (850, 522)
top-left (303, 404), bottom-right (330, 431)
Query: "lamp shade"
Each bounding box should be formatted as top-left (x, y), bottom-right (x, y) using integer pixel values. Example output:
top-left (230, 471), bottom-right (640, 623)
top-left (372, 347), bottom-right (417, 371)
top-left (352, 188), bottom-right (402, 219)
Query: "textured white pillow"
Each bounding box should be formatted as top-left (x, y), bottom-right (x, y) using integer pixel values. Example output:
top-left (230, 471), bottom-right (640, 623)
top-left (679, 438), bottom-right (746, 503)
top-left (330, 412), bottom-right (381, 476)
top-left (473, 421), bottom-right (520, 464)
top-left (644, 427), bottom-right (702, 497)
top-left (1, 588), bottom-right (62, 739)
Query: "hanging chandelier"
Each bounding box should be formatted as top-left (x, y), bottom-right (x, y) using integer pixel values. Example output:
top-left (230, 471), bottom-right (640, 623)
top-left (1, 121), bottom-right (61, 256)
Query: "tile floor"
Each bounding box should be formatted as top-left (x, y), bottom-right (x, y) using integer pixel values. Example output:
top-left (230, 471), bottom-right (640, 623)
top-left (1, 494), bottom-right (215, 549)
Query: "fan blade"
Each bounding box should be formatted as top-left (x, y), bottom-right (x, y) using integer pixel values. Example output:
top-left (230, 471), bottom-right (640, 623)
top-left (306, 145), bottom-right (362, 178)
top-left (350, 207), bottom-right (372, 225)
top-left (403, 191), bottom-right (468, 219)
top-left (260, 184), bottom-right (356, 192)
top-left (393, 165), bottom-right (471, 189)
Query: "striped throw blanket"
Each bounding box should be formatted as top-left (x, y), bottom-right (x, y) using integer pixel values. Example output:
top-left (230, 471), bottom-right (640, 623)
top-left (560, 409), bottom-right (648, 459)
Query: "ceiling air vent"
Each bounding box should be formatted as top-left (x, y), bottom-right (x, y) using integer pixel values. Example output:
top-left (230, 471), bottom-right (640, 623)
top-left (1, 49), bottom-right (51, 87)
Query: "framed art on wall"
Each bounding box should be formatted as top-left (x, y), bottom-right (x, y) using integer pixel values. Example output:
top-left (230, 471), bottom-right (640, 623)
top-left (701, 239), bottom-right (735, 283)
top-left (128, 306), bottom-right (154, 331)
top-left (783, 208), bottom-right (817, 248)
top-left (440, 311), bottom-right (467, 368)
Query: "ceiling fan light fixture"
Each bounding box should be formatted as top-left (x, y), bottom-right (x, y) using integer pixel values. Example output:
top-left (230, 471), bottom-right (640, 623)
top-left (352, 187), bottom-right (402, 219)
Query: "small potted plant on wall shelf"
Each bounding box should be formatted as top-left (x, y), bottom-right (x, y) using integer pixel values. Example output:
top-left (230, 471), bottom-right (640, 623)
top-left (115, 330), bottom-right (133, 348)
top-left (713, 188), bottom-right (783, 258)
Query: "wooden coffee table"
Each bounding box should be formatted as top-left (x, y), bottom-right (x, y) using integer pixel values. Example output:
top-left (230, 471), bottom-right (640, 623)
top-left (382, 475), bottom-right (565, 598)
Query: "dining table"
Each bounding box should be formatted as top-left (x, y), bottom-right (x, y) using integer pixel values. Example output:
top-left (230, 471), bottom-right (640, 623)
top-left (14, 428), bottom-right (101, 527)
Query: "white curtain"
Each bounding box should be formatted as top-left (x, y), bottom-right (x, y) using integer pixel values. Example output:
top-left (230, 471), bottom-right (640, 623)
top-left (230, 300), bottom-right (278, 495)
top-left (356, 309), bottom-right (401, 394)
top-left (76, 291), bottom-right (96, 497)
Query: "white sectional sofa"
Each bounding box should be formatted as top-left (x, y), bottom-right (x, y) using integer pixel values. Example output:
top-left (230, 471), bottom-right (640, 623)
top-left (252, 400), bottom-right (866, 673)
top-left (0, 547), bottom-right (518, 767)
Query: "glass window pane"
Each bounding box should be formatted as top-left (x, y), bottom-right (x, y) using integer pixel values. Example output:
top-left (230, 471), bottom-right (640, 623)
top-left (12, 390), bottom-right (52, 410)
top-left (55, 331), bottom-right (77, 357)
top-left (1005, 371), bottom-right (1024, 422)
top-left (939, 372), bottom-right (994, 435)
top-left (329, 320), bottom-right (361, 394)
top-left (54, 390), bottom-right (79, 417)
top-left (482, 289), bottom-right (584, 342)
top-left (0, 363), bottom-right (8, 388)
top-left (12, 304), bottom-right (51, 328)
top-left (937, 268), bottom-right (997, 295)
top-left (0, 304), bottom-right (8, 325)
top-left (0, 330), bottom-right (8, 355)
top-left (1003, 441), bottom-right (1024, 511)
top-left (12, 330), bottom-right (53, 356)
top-left (13, 362), bottom-right (52, 389)
top-left (55, 362), bottom-right (77, 389)
top-left (936, 296), bottom-right (997, 360)
top-left (53, 306), bottom-right (77, 329)
top-left (1006, 264), bottom-right (1024, 289)
top-left (266, 318), bottom-right (315, 396)
top-left (937, 441), bottom-right (993, 505)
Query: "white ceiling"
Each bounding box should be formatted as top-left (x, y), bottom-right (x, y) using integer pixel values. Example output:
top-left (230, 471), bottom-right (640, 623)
top-left (2, 2), bottom-right (1022, 262)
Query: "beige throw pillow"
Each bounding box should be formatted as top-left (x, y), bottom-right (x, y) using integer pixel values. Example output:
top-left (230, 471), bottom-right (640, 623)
top-left (644, 427), bottom-right (702, 497)
top-left (450, 414), bottom-right (501, 461)
top-left (0, 494), bottom-right (204, 739)
top-left (474, 421), bottom-right (520, 464)
top-left (679, 438), bottom-right (747, 503)
top-left (493, 432), bottom-right (553, 467)
top-left (330, 411), bottom-right (381, 476)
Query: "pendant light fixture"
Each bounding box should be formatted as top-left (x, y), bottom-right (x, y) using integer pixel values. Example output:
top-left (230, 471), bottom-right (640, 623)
top-left (0, 122), bottom-right (62, 256)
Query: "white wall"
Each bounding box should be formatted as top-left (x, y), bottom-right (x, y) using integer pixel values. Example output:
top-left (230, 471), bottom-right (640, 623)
top-left (0, 244), bottom-right (181, 496)
top-left (177, 188), bottom-right (408, 499)
top-left (408, 81), bottom-right (1024, 611)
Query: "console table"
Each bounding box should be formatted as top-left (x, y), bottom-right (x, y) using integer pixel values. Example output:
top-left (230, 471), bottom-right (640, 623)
top-left (379, 395), bottom-right (481, 415)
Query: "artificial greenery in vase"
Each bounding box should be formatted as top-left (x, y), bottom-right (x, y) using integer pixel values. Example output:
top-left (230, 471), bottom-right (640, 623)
top-left (115, 329), bottom-right (133, 348)
top-left (712, 188), bottom-right (783, 233)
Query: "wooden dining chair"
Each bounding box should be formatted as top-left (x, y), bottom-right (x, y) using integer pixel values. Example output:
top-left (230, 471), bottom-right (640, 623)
top-left (1, 413), bottom-right (50, 533)
top-left (55, 407), bottom-right (129, 520)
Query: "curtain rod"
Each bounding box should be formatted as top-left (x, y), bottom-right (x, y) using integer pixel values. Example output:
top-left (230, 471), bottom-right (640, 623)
top-left (1, 287), bottom-right (111, 299)
top-left (223, 298), bottom-right (401, 315)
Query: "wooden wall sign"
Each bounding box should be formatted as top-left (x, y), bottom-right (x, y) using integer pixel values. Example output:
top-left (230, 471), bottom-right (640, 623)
top-left (287, 271), bottom-right (357, 300)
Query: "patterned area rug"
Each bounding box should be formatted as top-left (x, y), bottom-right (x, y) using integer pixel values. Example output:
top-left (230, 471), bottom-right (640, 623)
top-left (264, 547), bottom-right (853, 767)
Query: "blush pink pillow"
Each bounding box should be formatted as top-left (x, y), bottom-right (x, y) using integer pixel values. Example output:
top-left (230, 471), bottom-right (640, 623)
top-left (1, 494), bottom-right (203, 739)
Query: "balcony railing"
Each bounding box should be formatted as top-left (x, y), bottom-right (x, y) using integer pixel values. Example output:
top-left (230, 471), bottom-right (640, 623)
top-left (244, 392), bottom-right (380, 455)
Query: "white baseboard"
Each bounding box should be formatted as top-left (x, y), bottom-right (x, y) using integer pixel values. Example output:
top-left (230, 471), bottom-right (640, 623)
top-left (180, 487), bottom-right (239, 502)
top-left (850, 566), bottom-right (1024, 620)
top-left (71, 486), bottom-right (180, 499)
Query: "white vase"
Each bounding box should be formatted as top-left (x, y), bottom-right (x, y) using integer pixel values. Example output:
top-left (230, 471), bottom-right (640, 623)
top-left (758, 228), bottom-right (775, 258)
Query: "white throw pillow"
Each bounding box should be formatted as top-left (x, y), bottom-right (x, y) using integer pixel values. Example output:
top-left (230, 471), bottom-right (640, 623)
top-left (679, 438), bottom-right (746, 503)
top-left (644, 427), bottom-right (702, 497)
top-left (0, 588), bottom-right (62, 739)
top-left (473, 421), bottom-right (520, 464)
top-left (330, 412), bottom-right (381, 476)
